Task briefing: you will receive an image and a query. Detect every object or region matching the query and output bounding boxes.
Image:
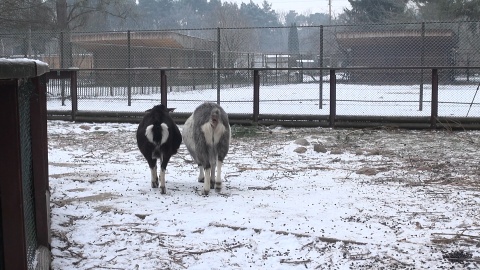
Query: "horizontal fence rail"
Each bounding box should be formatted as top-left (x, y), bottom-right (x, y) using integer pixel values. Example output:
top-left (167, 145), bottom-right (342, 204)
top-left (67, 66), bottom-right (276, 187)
top-left (46, 67), bottom-right (480, 129)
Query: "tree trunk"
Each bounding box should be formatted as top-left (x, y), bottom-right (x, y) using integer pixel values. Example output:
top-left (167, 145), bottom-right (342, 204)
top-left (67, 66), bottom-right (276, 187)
top-left (56, 0), bottom-right (72, 68)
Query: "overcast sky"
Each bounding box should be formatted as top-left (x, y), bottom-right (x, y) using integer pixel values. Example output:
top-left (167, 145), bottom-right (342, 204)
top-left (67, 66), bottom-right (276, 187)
top-left (225, 0), bottom-right (351, 15)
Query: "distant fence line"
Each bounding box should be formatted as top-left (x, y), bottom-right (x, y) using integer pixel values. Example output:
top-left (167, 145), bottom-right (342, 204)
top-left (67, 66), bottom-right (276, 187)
top-left (46, 67), bottom-right (480, 129)
top-left (2, 21), bottom-right (480, 74)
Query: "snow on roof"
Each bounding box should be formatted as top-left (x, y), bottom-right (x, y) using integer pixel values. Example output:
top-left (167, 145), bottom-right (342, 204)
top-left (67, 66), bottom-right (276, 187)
top-left (0, 58), bottom-right (49, 79)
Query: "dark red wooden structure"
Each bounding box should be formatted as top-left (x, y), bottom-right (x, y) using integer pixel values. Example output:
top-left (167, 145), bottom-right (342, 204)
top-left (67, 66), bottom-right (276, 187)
top-left (0, 59), bottom-right (50, 269)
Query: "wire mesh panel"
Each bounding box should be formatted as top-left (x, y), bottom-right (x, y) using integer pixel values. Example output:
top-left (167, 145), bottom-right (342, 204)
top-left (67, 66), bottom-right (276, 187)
top-left (166, 69), bottom-right (217, 113)
top-left (439, 68), bottom-right (480, 118)
top-left (258, 70), bottom-right (328, 115)
top-left (335, 69), bottom-right (432, 117)
top-left (218, 69), bottom-right (253, 115)
top-left (18, 79), bottom-right (38, 269)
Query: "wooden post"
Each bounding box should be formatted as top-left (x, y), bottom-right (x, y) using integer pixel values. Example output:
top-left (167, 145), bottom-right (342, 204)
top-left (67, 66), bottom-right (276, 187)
top-left (329, 69), bottom-right (336, 127)
top-left (161, 70), bottom-right (167, 107)
top-left (431, 69), bottom-right (438, 128)
top-left (0, 80), bottom-right (29, 270)
top-left (70, 70), bottom-right (78, 121)
top-left (253, 69), bottom-right (260, 123)
top-left (31, 74), bottom-right (51, 249)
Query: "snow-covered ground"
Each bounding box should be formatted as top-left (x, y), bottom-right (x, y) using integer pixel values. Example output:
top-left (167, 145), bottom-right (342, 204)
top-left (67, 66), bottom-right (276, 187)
top-left (48, 120), bottom-right (480, 269)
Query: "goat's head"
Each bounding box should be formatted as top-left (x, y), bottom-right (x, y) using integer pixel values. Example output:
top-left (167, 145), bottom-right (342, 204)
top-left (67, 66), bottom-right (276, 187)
top-left (147, 104), bottom-right (176, 113)
top-left (210, 108), bottom-right (220, 129)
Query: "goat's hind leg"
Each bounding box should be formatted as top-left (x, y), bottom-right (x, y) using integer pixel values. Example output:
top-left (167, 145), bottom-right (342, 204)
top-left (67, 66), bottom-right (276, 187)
top-left (203, 166), bottom-right (211, 195)
top-left (147, 158), bottom-right (159, 188)
top-left (214, 160), bottom-right (223, 192)
top-left (159, 155), bottom-right (171, 194)
top-left (197, 165), bottom-right (205, 183)
top-left (150, 166), bottom-right (159, 188)
top-left (210, 159), bottom-right (217, 191)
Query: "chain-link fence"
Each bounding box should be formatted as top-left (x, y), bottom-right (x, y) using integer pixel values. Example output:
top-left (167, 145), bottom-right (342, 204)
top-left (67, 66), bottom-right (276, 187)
top-left (18, 78), bottom-right (38, 269)
top-left (3, 22), bottom-right (479, 121)
top-left (3, 22), bottom-right (478, 69)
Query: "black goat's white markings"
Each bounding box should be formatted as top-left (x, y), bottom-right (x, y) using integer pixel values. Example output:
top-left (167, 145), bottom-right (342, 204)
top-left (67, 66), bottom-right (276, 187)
top-left (145, 123), bottom-right (169, 147)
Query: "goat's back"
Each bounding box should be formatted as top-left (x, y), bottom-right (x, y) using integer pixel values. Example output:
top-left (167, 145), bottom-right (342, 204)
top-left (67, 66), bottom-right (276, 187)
top-left (136, 104), bottom-right (182, 158)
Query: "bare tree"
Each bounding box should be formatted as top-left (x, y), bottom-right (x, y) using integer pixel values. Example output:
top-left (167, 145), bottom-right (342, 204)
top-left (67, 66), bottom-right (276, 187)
top-left (55, 0), bottom-right (135, 31)
top-left (214, 3), bottom-right (257, 68)
top-left (0, 0), bottom-right (55, 32)
top-left (54, 0), bottom-right (136, 67)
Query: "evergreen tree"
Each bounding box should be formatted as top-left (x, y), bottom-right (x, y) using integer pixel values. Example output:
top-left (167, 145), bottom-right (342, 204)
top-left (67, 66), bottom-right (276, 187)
top-left (0, 0), bottom-right (55, 32)
top-left (288, 23), bottom-right (299, 55)
top-left (137, 0), bottom-right (176, 29)
top-left (288, 22), bottom-right (300, 82)
top-left (412, 0), bottom-right (480, 21)
top-left (343, 0), bottom-right (409, 23)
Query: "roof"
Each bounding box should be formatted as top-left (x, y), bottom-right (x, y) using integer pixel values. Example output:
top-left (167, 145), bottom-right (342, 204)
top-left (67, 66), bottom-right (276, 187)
top-left (336, 29), bottom-right (456, 47)
top-left (0, 58), bottom-right (49, 79)
top-left (71, 31), bottom-right (217, 51)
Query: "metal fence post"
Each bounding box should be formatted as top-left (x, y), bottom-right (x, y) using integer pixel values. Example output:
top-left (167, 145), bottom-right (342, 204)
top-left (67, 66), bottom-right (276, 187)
top-left (127, 30), bottom-right (132, 106)
top-left (319, 25), bottom-right (324, 110)
top-left (217, 27), bottom-right (221, 105)
top-left (419, 22), bottom-right (425, 111)
top-left (59, 31), bottom-right (64, 69)
top-left (329, 69), bottom-right (336, 127)
top-left (70, 70), bottom-right (78, 121)
top-left (161, 70), bottom-right (167, 107)
top-left (253, 69), bottom-right (260, 123)
top-left (431, 68), bottom-right (438, 128)
top-left (59, 32), bottom-right (66, 106)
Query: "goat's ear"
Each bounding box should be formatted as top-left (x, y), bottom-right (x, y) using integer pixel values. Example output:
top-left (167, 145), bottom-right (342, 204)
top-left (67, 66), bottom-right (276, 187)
top-left (167, 108), bottom-right (176, 112)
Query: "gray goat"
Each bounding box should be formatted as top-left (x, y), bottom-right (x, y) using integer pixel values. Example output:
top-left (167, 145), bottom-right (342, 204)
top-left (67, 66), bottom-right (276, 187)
top-left (182, 102), bottom-right (230, 195)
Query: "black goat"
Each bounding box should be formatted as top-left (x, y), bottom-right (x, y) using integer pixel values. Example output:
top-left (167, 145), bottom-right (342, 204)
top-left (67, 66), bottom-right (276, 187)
top-left (136, 104), bottom-right (182, 194)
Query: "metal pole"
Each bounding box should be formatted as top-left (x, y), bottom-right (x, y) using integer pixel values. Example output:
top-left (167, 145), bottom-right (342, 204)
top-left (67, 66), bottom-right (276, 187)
top-left (60, 31), bottom-right (65, 106)
top-left (419, 22), bottom-right (425, 111)
top-left (217, 27), bottom-right (221, 104)
top-left (328, 0), bottom-right (332, 24)
top-left (319, 25), bottom-right (324, 109)
top-left (127, 30), bottom-right (132, 106)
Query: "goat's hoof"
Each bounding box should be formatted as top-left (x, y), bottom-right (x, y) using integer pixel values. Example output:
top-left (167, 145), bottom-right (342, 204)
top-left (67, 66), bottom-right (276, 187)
top-left (202, 189), bottom-right (209, 196)
top-left (160, 187), bottom-right (166, 194)
top-left (215, 182), bottom-right (222, 192)
top-left (198, 177), bottom-right (204, 183)
top-left (151, 181), bottom-right (159, 188)
top-left (210, 181), bottom-right (215, 189)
